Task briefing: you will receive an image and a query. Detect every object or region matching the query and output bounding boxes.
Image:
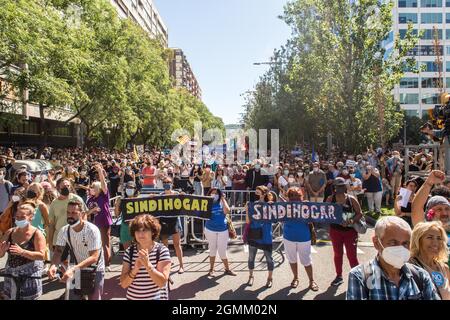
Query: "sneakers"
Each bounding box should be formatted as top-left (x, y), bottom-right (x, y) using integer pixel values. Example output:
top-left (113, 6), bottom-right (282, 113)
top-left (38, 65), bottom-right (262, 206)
top-left (330, 276), bottom-right (344, 286)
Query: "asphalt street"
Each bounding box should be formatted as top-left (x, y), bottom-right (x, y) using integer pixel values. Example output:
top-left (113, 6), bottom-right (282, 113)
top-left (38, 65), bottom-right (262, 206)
top-left (0, 226), bottom-right (377, 300)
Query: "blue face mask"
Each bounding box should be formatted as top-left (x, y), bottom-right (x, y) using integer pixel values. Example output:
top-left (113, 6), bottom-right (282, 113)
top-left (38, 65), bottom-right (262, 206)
top-left (163, 184), bottom-right (172, 191)
top-left (15, 219), bottom-right (29, 229)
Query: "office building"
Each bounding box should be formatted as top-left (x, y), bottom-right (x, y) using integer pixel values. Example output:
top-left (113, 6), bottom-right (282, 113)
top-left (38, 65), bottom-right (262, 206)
top-left (170, 48), bottom-right (202, 100)
top-left (110, 0), bottom-right (168, 47)
top-left (389, 0), bottom-right (450, 117)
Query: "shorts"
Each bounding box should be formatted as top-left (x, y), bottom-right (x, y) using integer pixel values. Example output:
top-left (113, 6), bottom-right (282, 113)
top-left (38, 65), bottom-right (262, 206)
top-left (283, 238), bottom-right (312, 266)
top-left (159, 217), bottom-right (182, 236)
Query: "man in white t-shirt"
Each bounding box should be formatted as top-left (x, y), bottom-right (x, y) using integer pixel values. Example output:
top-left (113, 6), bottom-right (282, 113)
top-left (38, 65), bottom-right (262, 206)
top-left (48, 200), bottom-right (105, 300)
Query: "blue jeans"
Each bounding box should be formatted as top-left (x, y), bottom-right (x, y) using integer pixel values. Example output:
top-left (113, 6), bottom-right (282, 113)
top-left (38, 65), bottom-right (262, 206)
top-left (248, 245), bottom-right (274, 271)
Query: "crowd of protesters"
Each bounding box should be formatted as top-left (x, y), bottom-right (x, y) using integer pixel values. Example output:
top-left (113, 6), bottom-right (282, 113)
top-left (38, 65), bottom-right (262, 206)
top-left (0, 144), bottom-right (448, 300)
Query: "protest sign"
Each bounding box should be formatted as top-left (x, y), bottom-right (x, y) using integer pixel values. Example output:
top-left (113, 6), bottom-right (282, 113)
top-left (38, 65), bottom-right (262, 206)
top-left (121, 194), bottom-right (213, 222)
top-left (345, 160), bottom-right (357, 167)
top-left (248, 201), bottom-right (344, 224)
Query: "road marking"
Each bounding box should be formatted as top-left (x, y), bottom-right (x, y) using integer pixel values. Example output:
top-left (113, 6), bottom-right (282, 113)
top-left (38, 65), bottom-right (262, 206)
top-left (343, 247), bottom-right (365, 255)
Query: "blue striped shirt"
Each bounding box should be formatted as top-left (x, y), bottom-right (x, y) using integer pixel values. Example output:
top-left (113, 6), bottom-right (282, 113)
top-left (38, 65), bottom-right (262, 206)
top-left (347, 258), bottom-right (440, 300)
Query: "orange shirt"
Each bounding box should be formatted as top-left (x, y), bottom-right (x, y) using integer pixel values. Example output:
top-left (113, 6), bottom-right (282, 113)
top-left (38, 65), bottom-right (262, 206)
top-left (142, 166), bottom-right (156, 185)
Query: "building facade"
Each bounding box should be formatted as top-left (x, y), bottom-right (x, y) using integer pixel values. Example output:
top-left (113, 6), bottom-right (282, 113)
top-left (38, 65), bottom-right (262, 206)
top-left (110, 0), bottom-right (168, 47)
top-left (170, 48), bottom-right (202, 100)
top-left (390, 0), bottom-right (450, 118)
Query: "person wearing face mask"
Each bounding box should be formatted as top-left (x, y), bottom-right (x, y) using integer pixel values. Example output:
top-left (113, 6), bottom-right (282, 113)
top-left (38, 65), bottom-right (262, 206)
top-left (0, 170), bottom-right (13, 216)
top-left (48, 200), bottom-right (105, 300)
top-left (75, 169), bottom-right (90, 204)
top-left (348, 168), bottom-right (364, 205)
top-left (0, 203), bottom-right (46, 300)
top-left (25, 183), bottom-right (50, 237)
top-left (409, 221), bottom-right (450, 300)
top-left (48, 178), bottom-right (88, 255)
top-left (0, 187), bottom-right (27, 236)
top-left (327, 177), bottom-right (363, 287)
top-left (245, 160), bottom-right (269, 202)
top-left (158, 177), bottom-right (184, 274)
top-left (114, 181), bottom-right (139, 250)
top-left (347, 216), bottom-right (440, 300)
top-left (190, 164), bottom-right (204, 196)
top-left (86, 164), bottom-right (112, 271)
top-left (306, 162), bottom-right (327, 203)
top-left (362, 165), bottom-right (383, 214)
top-left (245, 186), bottom-right (274, 287)
top-left (278, 167), bottom-right (290, 198)
top-left (204, 188), bottom-right (236, 277)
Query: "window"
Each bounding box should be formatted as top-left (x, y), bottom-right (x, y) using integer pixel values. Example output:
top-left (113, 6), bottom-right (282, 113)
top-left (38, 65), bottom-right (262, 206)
top-left (422, 93), bottom-right (440, 104)
top-left (421, 77), bottom-right (442, 88)
top-left (447, 13), bottom-right (450, 23)
top-left (405, 110), bottom-right (420, 117)
top-left (421, 29), bottom-right (442, 39)
top-left (447, 29), bottom-right (450, 39)
top-left (421, 61), bottom-right (442, 72)
top-left (399, 13), bottom-right (418, 23)
top-left (400, 77), bottom-right (419, 88)
top-left (421, 0), bottom-right (442, 7)
top-left (400, 93), bottom-right (419, 104)
top-left (421, 13), bottom-right (442, 23)
top-left (447, 61), bottom-right (450, 72)
top-left (400, 0), bottom-right (418, 6)
top-left (446, 78), bottom-right (450, 88)
top-left (399, 29), bottom-right (418, 39)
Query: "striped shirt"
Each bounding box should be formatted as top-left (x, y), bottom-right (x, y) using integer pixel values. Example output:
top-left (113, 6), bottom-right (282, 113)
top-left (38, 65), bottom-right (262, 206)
top-left (56, 221), bottom-right (105, 272)
top-left (123, 242), bottom-right (171, 300)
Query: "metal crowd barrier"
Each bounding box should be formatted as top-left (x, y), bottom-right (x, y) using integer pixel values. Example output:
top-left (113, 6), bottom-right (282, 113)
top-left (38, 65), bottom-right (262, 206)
top-left (222, 190), bottom-right (256, 208)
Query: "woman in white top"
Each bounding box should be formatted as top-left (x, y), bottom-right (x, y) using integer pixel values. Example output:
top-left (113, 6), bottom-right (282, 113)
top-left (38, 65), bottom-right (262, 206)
top-left (212, 167), bottom-right (228, 190)
top-left (120, 214), bottom-right (171, 300)
top-left (409, 221), bottom-right (450, 300)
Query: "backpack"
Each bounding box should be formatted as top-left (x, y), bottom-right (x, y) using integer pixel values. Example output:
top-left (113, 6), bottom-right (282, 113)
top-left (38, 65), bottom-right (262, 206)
top-left (3, 182), bottom-right (11, 199)
top-left (128, 243), bottom-right (173, 295)
top-left (362, 261), bottom-right (425, 299)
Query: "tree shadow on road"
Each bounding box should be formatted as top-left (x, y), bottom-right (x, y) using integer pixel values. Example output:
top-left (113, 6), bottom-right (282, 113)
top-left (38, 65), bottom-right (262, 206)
top-left (170, 274), bottom-right (221, 300)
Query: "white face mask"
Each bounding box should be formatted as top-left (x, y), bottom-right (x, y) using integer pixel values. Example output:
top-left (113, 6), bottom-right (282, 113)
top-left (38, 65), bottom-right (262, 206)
top-left (313, 168), bottom-right (319, 173)
top-left (350, 174), bottom-right (356, 179)
top-left (288, 177), bottom-right (295, 183)
top-left (298, 172), bottom-right (304, 177)
top-left (378, 239), bottom-right (410, 269)
top-left (125, 189), bottom-right (135, 197)
top-left (12, 195), bottom-right (21, 202)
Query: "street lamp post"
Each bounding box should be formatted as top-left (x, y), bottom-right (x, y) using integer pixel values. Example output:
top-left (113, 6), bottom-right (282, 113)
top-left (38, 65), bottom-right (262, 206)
top-left (106, 129), bottom-right (111, 150)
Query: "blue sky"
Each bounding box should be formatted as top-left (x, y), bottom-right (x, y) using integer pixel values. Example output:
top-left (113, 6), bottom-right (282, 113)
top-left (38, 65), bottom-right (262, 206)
top-left (153, 0), bottom-right (291, 125)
